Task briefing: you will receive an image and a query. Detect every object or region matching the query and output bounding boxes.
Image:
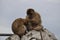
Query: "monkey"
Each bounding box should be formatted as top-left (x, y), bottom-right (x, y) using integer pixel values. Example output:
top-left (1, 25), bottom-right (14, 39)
top-left (26, 8), bottom-right (43, 31)
top-left (12, 18), bottom-right (27, 37)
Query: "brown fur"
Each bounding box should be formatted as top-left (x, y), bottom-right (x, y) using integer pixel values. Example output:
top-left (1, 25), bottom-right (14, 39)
top-left (12, 18), bottom-right (26, 37)
top-left (26, 8), bottom-right (43, 31)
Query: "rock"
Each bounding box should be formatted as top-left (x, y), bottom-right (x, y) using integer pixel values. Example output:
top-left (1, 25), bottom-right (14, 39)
top-left (44, 28), bottom-right (57, 40)
top-left (6, 34), bottom-right (20, 40)
top-left (6, 28), bottom-right (57, 40)
top-left (21, 28), bottom-right (57, 40)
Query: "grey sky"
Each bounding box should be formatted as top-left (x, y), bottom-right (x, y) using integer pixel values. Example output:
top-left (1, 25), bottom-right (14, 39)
top-left (0, 0), bottom-right (60, 40)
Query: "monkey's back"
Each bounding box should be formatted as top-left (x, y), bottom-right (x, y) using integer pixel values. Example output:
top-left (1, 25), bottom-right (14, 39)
top-left (12, 18), bottom-right (26, 36)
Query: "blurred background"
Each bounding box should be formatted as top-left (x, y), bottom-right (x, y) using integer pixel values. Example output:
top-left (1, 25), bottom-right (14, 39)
top-left (0, 0), bottom-right (60, 40)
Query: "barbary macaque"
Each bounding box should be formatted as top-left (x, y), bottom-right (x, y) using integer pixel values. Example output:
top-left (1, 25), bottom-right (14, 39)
top-left (12, 18), bottom-right (27, 37)
top-left (26, 8), bottom-right (43, 31)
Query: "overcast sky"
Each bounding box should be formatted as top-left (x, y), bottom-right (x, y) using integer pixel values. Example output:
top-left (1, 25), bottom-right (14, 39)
top-left (0, 0), bottom-right (60, 40)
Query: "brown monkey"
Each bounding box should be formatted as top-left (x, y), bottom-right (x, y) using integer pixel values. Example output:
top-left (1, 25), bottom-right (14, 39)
top-left (26, 8), bottom-right (43, 31)
top-left (12, 18), bottom-right (27, 37)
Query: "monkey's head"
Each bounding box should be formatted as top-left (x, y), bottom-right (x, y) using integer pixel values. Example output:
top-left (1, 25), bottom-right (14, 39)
top-left (27, 8), bottom-right (35, 19)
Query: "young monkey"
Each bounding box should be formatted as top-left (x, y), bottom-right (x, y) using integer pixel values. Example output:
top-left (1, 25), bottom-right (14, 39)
top-left (26, 8), bottom-right (43, 31)
top-left (12, 18), bottom-right (27, 37)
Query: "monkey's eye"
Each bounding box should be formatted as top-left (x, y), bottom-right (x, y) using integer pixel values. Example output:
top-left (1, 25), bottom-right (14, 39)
top-left (27, 13), bottom-right (32, 16)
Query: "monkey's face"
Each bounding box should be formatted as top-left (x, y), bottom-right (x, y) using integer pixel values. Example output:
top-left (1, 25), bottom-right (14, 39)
top-left (27, 11), bottom-right (34, 19)
top-left (27, 8), bottom-right (35, 19)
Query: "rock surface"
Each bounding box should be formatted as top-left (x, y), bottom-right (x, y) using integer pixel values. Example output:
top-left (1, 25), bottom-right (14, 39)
top-left (6, 28), bottom-right (57, 40)
top-left (6, 34), bottom-right (20, 40)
